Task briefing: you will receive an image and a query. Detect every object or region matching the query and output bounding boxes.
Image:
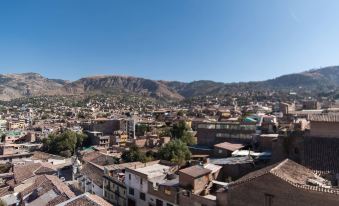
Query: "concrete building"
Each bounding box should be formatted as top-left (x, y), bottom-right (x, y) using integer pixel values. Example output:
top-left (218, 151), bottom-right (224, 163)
top-left (178, 164), bottom-right (222, 206)
top-left (85, 131), bottom-right (110, 148)
top-left (278, 102), bottom-right (295, 115)
top-left (83, 119), bottom-right (121, 135)
top-left (0, 119), bottom-right (7, 132)
top-left (7, 119), bottom-right (26, 130)
top-left (112, 131), bottom-right (128, 147)
top-left (196, 122), bottom-right (256, 147)
top-left (125, 161), bottom-right (175, 206)
top-left (121, 118), bottom-right (136, 140)
top-left (103, 162), bottom-right (144, 206)
top-left (302, 100), bottom-right (320, 110)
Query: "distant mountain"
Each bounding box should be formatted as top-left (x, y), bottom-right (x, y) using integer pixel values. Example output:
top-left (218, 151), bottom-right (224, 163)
top-left (63, 75), bottom-right (184, 100)
top-left (0, 73), bottom-right (68, 101)
top-left (1, 66), bottom-right (339, 101)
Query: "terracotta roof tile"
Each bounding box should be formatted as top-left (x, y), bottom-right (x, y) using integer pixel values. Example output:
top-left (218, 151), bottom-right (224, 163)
top-left (80, 162), bottom-right (104, 187)
top-left (13, 162), bottom-right (57, 184)
top-left (229, 159), bottom-right (339, 195)
top-left (60, 193), bottom-right (111, 206)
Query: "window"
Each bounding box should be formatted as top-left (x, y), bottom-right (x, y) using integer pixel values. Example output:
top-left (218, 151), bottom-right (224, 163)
top-left (156, 199), bottom-right (163, 206)
top-left (129, 188), bottom-right (134, 196)
top-left (129, 174), bottom-right (131, 180)
top-left (140, 192), bottom-right (146, 201)
top-left (294, 147), bottom-right (299, 154)
top-left (140, 178), bottom-right (143, 185)
top-left (265, 194), bottom-right (274, 206)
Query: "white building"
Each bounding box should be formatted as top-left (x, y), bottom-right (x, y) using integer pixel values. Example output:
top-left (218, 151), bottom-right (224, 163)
top-left (125, 162), bottom-right (175, 206)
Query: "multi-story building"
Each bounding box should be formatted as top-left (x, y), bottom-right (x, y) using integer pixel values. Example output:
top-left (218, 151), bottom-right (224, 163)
top-left (82, 118), bottom-right (136, 140)
top-left (120, 118), bottom-right (136, 140)
top-left (85, 131), bottom-right (110, 148)
top-left (0, 120), bottom-right (7, 132)
top-left (178, 164), bottom-right (222, 206)
top-left (82, 119), bottom-right (121, 135)
top-left (7, 119), bottom-right (25, 130)
top-left (302, 100), bottom-right (320, 110)
top-left (196, 122), bottom-right (257, 147)
top-left (112, 131), bottom-right (128, 147)
top-left (103, 162), bottom-right (144, 206)
top-left (125, 161), bottom-right (176, 206)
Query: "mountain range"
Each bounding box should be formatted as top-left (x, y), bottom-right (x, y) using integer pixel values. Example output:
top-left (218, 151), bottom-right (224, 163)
top-left (1, 66), bottom-right (339, 101)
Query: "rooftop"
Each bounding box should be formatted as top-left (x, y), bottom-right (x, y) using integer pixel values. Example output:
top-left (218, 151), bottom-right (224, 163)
top-left (209, 156), bottom-right (254, 165)
top-left (56, 192), bottom-right (111, 206)
top-left (104, 161), bottom-right (144, 171)
top-left (214, 141), bottom-right (245, 151)
top-left (135, 163), bottom-right (170, 179)
top-left (309, 114), bottom-right (339, 122)
top-left (229, 159), bottom-right (339, 194)
top-left (179, 165), bottom-right (211, 178)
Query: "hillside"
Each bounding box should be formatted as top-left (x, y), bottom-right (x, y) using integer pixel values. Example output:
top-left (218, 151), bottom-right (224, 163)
top-left (63, 75), bottom-right (184, 100)
top-left (0, 73), bottom-right (68, 101)
top-left (1, 66), bottom-right (339, 101)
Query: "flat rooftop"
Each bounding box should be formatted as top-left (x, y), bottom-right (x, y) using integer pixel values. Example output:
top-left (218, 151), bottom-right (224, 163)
top-left (135, 163), bottom-right (170, 179)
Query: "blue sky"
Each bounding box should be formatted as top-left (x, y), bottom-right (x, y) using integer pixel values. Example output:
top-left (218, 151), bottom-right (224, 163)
top-left (1, 0), bottom-right (339, 82)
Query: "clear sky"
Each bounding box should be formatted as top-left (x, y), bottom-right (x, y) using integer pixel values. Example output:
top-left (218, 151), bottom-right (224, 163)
top-left (1, 0), bottom-right (339, 82)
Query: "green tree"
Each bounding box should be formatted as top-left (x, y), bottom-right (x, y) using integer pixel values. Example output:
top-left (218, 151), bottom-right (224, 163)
top-left (177, 110), bottom-right (185, 117)
top-left (171, 121), bottom-right (196, 145)
top-left (42, 131), bottom-right (88, 157)
top-left (158, 139), bottom-right (191, 165)
top-left (181, 131), bottom-right (197, 145)
top-left (135, 124), bottom-right (150, 136)
top-left (0, 164), bottom-right (11, 173)
top-left (158, 127), bottom-right (171, 137)
top-left (171, 121), bottom-right (188, 139)
top-left (121, 146), bottom-right (147, 163)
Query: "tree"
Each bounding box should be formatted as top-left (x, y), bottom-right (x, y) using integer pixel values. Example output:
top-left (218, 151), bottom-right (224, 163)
top-left (158, 127), bottom-right (171, 137)
top-left (177, 110), bottom-right (185, 117)
top-left (0, 164), bottom-right (11, 173)
top-left (158, 139), bottom-right (191, 165)
top-left (135, 124), bottom-right (150, 136)
top-left (42, 131), bottom-right (88, 157)
top-left (171, 121), bottom-right (196, 145)
top-left (181, 131), bottom-right (197, 145)
top-left (171, 121), bottom-right (188, 139)
top-left (121, 146), bottom-right (147, 163)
